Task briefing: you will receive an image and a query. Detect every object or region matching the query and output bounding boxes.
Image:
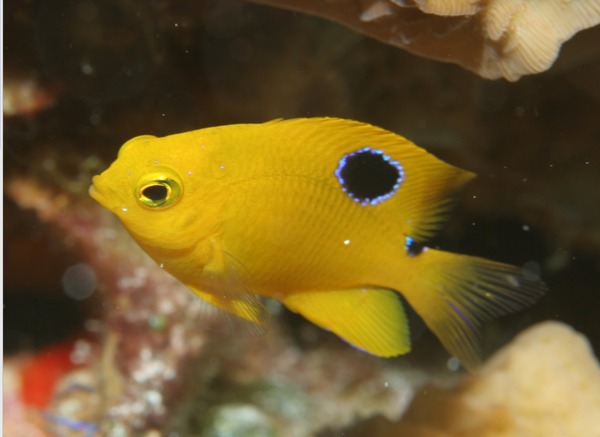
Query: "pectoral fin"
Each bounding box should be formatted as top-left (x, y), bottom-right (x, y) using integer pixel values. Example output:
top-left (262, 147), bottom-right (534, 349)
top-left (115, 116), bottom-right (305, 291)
top-left (188, 285), bottom-right (269, 335)
top-left (186, 239), bottom-right (269, 334)
top-left (283, 288), bottom-right (410, 357)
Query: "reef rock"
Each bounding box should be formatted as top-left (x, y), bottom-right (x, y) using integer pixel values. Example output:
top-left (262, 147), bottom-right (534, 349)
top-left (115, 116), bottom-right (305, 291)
top-left (251, 0), bottom-right (600, 81)
top-left (381, 321), bottom-right (600, 437)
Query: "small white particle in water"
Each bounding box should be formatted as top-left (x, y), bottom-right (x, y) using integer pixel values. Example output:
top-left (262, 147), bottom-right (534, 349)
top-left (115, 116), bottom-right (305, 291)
top-left (187, 171), bottom-right (193, 175)
top-left (522, 225), bottom-right (530, 231)
top-left (384, 381), bottom-right (389, 388)
top-left (472, 222), bottom-right (476, 226)
top-left (161, 113), bottom-right (166, 117)
top-left (154, 160), bottom-right (159, 164)
top-left (447, 357), bottom-right (461, 371)
top-left (174, 22), bottom-right (179, 27)
top-left (343, 239), bottom-right (351, 245)
top-left (122, 207), bottom-right (128, 212)
top-left (81, 62), bottom-right (95, 75)
top-left (522, 178), bottom-right (528, 182)
top-left (585, 161), bottom-right (590, 165)
top-left (549, 164), bottom-right (554, 168)
top-left (472, 195), bottom-right (477, 199)
top-left (220, 165), bottom-right (225, 170)
top-left (159, 263), bottom-right (165, 269)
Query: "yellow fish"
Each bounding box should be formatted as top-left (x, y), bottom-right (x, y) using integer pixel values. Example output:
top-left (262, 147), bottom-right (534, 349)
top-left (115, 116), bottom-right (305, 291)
top-left (89, 118), bottom-right (545, 370)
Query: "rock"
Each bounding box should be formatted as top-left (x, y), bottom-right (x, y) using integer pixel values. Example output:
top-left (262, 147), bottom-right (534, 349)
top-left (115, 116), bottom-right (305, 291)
top-left (468, 321), bottom-right (600, 437)
top-left (366, 321), bottom-right (600, 437)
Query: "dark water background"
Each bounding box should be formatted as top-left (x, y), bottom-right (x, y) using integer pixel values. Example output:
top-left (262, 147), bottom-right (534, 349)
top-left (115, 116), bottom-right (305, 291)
top-left (4, 0), bottom-right (600, 434)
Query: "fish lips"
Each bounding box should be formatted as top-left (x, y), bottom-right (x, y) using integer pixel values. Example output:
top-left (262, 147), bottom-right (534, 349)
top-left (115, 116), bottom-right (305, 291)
top-left (89, 175), bottom-right (110, 209)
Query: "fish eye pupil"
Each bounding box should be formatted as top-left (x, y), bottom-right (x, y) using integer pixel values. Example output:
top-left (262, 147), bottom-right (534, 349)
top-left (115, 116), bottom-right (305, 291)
top-left (143, 184), bottom-right (168, 201)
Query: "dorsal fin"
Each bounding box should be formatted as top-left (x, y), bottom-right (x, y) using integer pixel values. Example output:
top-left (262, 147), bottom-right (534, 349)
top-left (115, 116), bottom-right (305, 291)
top-left (261, 117), bottom-right (475, 242)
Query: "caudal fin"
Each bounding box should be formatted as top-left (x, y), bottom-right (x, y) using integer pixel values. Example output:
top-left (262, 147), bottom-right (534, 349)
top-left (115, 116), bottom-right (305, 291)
top-left (401, 249), bottom-right (546, 371)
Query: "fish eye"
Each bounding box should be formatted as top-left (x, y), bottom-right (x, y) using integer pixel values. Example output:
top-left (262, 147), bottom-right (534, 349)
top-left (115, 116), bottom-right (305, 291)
top-left (136, 173), bottom-right (182, 209)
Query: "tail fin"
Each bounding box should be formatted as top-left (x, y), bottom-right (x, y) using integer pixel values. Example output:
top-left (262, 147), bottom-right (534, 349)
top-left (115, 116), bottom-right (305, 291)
top-left (401, 248), bottom-right (546, 371)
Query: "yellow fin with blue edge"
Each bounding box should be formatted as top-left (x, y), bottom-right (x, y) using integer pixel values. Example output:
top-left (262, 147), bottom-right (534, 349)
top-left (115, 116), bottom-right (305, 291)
top-left (283, 287), bottom-right (410, 357)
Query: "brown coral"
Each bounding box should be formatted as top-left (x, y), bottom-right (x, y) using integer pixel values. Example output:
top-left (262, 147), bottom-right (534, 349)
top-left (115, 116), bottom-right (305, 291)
top-left (251, 0), bottom-right (600, 80)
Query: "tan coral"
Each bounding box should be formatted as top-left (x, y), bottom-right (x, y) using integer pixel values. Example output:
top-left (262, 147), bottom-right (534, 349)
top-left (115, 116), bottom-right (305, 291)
top-left (381, 321), bottom-right (600, 436)
top-left (411, 0), bottom-right (480, 16)
top-left (465, 321), bottom-right (600, 436)
top-left (251, 0), bottom-right (600, 80)
top-left (479, 0), bottom-right (600, 80)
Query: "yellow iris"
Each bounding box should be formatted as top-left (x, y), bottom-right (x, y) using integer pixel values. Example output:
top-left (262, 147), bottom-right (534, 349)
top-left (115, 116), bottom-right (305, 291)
top-left (136, 172), bottom-right (182, 209)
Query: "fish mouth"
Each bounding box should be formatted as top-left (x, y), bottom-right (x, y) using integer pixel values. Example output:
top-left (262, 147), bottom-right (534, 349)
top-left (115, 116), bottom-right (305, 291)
top-left (88, 176), bottom-right (106, 205)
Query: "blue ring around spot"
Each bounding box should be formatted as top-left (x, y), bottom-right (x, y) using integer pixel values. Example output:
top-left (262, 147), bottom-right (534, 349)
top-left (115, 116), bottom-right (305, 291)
top-left (335, 147), bottom-right (405, 206)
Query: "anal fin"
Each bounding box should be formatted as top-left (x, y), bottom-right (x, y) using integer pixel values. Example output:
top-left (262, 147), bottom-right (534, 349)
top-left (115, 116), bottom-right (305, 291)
top-left (186, 239), bottom-right (270, 335)
top-left (283, 288), bottom-right (410, 357)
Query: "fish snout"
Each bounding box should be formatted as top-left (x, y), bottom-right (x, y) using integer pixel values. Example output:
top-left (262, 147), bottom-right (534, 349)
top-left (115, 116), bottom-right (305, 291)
top-left (88, 175), bottom-right (110, 209)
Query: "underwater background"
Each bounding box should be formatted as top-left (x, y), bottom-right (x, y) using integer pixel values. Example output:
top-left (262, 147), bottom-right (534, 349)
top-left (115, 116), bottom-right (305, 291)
top-left (4, 1), bottom-right (600, 435)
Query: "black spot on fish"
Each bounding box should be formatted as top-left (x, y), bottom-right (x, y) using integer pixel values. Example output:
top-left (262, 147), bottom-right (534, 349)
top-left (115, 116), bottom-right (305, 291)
top-left (335, 147), bottom-right (404, 205)
top-left (405, 236), bottom-right (425, 257)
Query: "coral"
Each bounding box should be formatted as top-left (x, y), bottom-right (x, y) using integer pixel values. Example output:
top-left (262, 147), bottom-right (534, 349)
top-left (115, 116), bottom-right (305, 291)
top-left (250, 0), bottom-right (600, 81)
top-left (358, 321), bottom-right (600, 437)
